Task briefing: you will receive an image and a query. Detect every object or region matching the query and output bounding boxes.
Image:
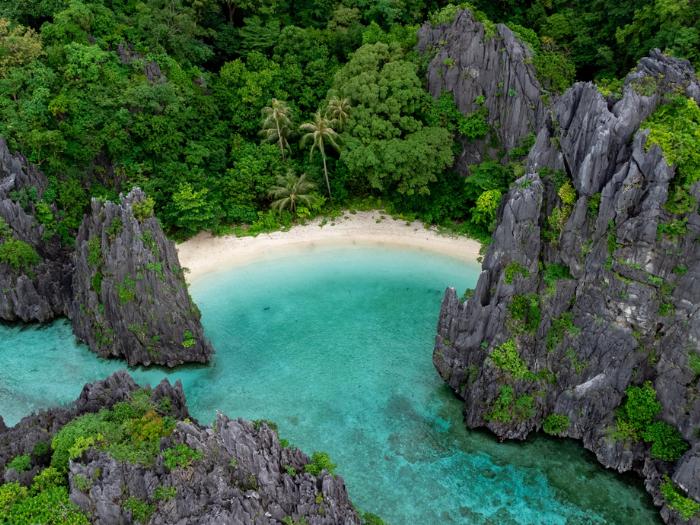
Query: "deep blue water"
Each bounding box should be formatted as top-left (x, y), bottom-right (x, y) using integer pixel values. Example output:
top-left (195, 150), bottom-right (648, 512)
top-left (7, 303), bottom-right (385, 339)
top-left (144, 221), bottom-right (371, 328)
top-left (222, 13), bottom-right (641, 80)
top-left (0, 245), bottom-right (659, 524)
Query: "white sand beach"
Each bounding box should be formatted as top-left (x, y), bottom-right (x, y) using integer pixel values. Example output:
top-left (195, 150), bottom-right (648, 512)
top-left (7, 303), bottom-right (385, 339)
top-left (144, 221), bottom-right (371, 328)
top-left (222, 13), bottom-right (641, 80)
top-left (177, 210), bottom-right (482, 283)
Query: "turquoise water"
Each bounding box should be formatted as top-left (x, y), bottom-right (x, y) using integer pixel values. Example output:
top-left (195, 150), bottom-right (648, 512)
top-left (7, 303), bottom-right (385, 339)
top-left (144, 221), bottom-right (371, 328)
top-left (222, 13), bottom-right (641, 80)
top-left (0, 245), bottom-right (659, 524)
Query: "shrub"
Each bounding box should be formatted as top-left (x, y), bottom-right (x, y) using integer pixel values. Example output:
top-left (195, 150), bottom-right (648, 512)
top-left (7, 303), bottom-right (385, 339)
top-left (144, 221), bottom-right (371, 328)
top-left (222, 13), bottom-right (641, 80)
top-left (642, 421), bottom-right (689, 462)
top-left (132, 196), bottom-right (155, 221)
top-left (0, 239), bottom-right (41, 271)
top-left (689, 353), bottom-right (700, 377)
top-left (52, 391), bottom-right (175, 472)
top-left (4, 485), bottom-right (89, 524)
top-left (30, 467), bottom-right (64, 494)
top-left (615, 381), bottom-right (688, 461)
top-left (182, 329), bottom-right (195, 348)
top-left (363, 512), bottom-right (387, 525)
top-left (8, 454), bottom-right (31, 472)
top-left (489, 340), bottom-right (534, 380)
top-left (487, 386), bottom-right (535, 423)
top-left (72, 474), bottom-right (90, 493)
top-left (661, 476), bottom-right (700, 520)
top-left (153, 486), bottom-right (176, 501)
top-left (587, 193), bottom-right (601, 218)
top-left (643, 96), bottom-right (700, 216)
top-left (546, 313), bottom-right (580, 352)
top-left (542, 263), bottom-right (572, 293)
top-left (0, 482), bottom-right (27, 514)
top-left (124, 497), bottom-right (155, 524)
top-left (543, 414), bottom-right (570, 436)
top-left (508, 294), bottom-right (541, 334)
top-left (117, 277), bottom-right (136, 303)
top-left (162, 444), bottom-right (203, 470)
top-left (304, 452), bottom-right (336, 476)
top-left (87, 236), bottom-right (102, 267)
top-left (504, 262), bottom-right (528, 284)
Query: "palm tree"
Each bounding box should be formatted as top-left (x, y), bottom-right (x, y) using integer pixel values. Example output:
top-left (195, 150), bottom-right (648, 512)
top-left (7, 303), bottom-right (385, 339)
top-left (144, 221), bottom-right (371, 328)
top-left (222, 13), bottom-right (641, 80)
top-left (268, 171), bottom-right (316, 214)
top-left (260, 99), bottom-right (293, 159)
top-left (299, 112), bottom-right (340, 200)
top-left (326, 96), bottom-right (351, 130)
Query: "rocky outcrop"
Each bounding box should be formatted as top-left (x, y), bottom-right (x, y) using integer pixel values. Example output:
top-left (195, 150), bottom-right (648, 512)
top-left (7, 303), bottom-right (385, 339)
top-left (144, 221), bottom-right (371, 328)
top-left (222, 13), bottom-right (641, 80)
top-left (70, 189), bottom-right (212, 366)
top-left (0, 373), bottom-right (362, 525)
top-left (435, 51), bottom-right (700, 523)
top-left (0, 139), bottom-right (71, 322)
top-left (418, 9), bottom-right (547, 171)
top-left (0, 141), bottom-right (211, 366)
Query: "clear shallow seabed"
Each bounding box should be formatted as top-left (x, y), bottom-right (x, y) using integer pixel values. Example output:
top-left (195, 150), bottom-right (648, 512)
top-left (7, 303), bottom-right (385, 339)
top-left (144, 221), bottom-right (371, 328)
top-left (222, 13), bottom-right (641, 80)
top-left (0, 245), bottom-right (659, 524)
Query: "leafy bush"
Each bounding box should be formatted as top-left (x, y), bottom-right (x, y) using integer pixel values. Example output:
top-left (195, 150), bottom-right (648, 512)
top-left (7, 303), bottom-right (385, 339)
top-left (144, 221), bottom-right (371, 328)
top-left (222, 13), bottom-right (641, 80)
top-left (487, 386), bottom-right (535, 423)
top-left (642, 422), bottom-right (689, 462)
top-left (3, 485), bottom-right (89, 525)
top-left (546, 313), bottom-right (580, 352)
top-left (0, 239), bottom-right (41, 271)
top-left (30, 467), bottom-right (64, 494)
top-left (643, 96), bottom-right (700, 215)
top-left (504, 262), bottom-right (528, 284)
top-left (508, 294), bottom-right (541, 334)
top-left (489, 340), bottom-right (534, 380)
top-left (52, 390), bottom-right (175, 472)
top-left (304, 451), bottom-right (336, 476)
top-left (661, 476), bottom-right (700, 520)
top-left (0, 482), bottom-right (27, 514)
top-left (153, 485), bottom-right (176, 501)
top-left (124, 497), bottom-right (155, 524)
top-left (615, 382), bottom-right (688, 461)
top-left (182, 329), bottom-right (195, 348)
top-left (363, 512), bottom-right (387, 525)
top-left (132, 196), bottom-right (155, 221)
top-left (162, 444), bottom-right (203, 470)
top-left (543, 414), bottom-right (570, 436)
top-left (7, 454), bottom-right (31, 472)
top-left (117, 277), bottom-right (136, 303)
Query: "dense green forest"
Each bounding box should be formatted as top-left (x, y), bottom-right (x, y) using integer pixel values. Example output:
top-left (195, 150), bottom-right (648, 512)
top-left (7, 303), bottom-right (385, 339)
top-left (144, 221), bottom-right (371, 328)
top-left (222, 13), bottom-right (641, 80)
top-left (0, 0), bottom-right (697, 242)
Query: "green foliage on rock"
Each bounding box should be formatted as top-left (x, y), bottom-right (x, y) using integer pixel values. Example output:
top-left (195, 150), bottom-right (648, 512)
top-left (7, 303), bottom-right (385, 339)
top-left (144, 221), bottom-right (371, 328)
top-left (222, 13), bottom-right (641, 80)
top-left (51, 390), bottom-right (176, 472)
top-left (504, 262), bottom-right (529, 284)
top-left (661, 475), bottom-right (700, 520)
top-left (490, 340), bottom-right (534, 380)
top-left (508, 294), bottom-right (541, 334)
top-left (487, 386), bottom-right (535, 423)
top-left (304, 451), bottom-right (337, 476)
top-left (7, 454), bottom-right (31, 472)
top-left (0, 238), bottom-right (41, 271)
top-left (614, 381), bottom-right (688, 461)
top-left (642, 96), bottom-right (700, 216)
top-left (162, 444), bottom-right (203, 470)
top-left (124, 497), bottom-right (155, 524)
top-left (543, 414), bottom-right (570, 436)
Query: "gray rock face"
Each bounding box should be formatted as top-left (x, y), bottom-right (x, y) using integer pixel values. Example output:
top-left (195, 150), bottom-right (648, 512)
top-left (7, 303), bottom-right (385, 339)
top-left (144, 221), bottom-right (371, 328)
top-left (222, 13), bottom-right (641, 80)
top-left (70, 189), bottom-right (212, 366)
top-left (435, 50), bottom-right (700, 523)
top-left (0, 371), bottom-right (140, 484)
top-left (0, 373), bottom-right (361, 525)
top-left (418, 9), bottom-right (546, 171)
top-left (0, 140), bottom-right (211, 366)
top-left (0, 139), bottom-right (71, 322)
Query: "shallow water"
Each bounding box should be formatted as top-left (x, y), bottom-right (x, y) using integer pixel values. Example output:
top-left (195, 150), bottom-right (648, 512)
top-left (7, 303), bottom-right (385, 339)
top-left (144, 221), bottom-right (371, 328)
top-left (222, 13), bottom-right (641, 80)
top-left (0, 245), bottom-right (659, 524)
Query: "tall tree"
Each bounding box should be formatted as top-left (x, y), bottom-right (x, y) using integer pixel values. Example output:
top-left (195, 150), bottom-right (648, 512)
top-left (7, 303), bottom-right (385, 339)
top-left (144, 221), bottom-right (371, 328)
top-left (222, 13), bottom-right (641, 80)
top-left (268, 171), bottom-right (316, 214)
top-left (260, 98), bottom-right (293, 160)
top-left (326, 96), bottom-right (351, 130)
top-left (299, 112), bottom-right (340, 200)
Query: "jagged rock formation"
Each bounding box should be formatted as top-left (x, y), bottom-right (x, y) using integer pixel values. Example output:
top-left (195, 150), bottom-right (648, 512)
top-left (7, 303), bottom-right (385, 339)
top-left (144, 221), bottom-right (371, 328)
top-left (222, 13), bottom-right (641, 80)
top-left (0, 141), bottom-right (211, 366)
top-left (418, 10), bottom-right (547, 170)
top-left (434, 50), bottom-right (700, 524)
top-left (0, 372), bottom-right (361, 525)
top-left (0, 139), bottom-right (72, 322)
top-left (70, 189), bottom-right (212, 366)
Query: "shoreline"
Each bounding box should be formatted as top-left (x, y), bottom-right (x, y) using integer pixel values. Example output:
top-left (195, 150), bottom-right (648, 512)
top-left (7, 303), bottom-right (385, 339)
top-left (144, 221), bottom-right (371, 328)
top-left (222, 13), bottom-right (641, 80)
top-left (176, 211), bottom-right (482, 283)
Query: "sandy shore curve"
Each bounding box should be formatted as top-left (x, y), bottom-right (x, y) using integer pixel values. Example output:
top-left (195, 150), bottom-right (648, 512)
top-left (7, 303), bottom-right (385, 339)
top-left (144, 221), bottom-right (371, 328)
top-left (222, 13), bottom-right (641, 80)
top-left (177, 210), bottom-right (482, 283)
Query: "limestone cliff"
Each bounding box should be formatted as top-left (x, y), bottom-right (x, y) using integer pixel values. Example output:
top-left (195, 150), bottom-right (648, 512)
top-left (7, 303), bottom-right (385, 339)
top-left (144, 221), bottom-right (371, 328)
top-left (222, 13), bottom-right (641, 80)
top-left (0, 139), bottom-right (71, 322)
top-left (418, 9), bottom-right (547, 171)
top-left (70, 189), bottom-right (212, 366)
top-left (0, 373), bottom-right (361, 524)
top-left (434, 46), bottom-right (700, 524)
top-left (0, 141), bottom-right (211, 367)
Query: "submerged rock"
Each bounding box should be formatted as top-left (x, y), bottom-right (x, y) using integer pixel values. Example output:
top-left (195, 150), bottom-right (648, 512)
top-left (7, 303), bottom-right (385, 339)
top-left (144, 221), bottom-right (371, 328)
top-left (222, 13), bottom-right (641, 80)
top-left (433, 41), bottom-right (700, 525)
top-left (70, 189), bottom-right (212, 366)
top-left (0, 372), bottom-right (361, 525)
